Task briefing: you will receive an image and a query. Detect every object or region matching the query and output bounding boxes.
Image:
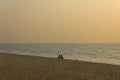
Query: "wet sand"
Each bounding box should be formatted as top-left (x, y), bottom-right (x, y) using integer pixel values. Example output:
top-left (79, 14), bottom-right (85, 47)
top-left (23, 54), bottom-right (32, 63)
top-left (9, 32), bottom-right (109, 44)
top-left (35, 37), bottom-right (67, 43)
top-left (0, 53), bottom-right (120, 80)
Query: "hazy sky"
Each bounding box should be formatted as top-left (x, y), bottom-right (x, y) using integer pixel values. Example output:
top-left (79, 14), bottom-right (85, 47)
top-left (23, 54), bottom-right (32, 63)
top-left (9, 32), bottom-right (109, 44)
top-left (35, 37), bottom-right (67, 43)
top-left (0, 0), bottom-right (120, 43)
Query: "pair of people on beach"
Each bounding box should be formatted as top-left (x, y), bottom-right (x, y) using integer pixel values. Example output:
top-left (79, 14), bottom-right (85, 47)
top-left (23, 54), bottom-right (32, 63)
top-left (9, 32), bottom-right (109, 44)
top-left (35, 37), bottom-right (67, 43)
top-left (58, 54), bottom-right (64, 59)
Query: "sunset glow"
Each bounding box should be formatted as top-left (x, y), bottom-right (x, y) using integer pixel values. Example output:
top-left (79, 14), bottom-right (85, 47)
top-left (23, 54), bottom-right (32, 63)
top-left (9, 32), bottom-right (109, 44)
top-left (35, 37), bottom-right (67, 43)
top-left (0, 0), bottom-right (120, 43)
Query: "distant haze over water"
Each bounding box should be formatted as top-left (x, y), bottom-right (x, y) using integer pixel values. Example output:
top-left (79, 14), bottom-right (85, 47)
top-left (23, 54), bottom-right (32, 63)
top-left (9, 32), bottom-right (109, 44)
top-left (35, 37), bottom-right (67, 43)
top-left (0, 43), bottom-right (120, 65)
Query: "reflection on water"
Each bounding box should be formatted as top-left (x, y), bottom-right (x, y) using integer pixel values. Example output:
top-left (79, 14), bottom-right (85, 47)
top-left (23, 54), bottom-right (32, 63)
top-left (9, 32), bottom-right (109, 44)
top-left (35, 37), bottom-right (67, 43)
top-left (0, 43), bottom-right (120, 65)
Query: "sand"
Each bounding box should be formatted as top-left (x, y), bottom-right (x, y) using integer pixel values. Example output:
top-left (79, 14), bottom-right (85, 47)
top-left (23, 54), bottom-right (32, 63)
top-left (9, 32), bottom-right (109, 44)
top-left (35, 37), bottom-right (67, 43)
top-left (0, 53), bottom-right (120, 80)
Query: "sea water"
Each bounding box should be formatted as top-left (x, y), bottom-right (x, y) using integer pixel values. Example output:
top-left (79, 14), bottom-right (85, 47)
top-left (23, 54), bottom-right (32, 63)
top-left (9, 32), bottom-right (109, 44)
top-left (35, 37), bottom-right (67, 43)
top-left (0, 43), bottom-right (120, 65)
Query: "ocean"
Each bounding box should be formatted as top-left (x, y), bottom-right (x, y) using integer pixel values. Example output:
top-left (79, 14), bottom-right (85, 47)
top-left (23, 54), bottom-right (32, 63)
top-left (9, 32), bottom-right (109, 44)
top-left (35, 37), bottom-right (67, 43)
top-left (0, 43), bottom-right (120, 65)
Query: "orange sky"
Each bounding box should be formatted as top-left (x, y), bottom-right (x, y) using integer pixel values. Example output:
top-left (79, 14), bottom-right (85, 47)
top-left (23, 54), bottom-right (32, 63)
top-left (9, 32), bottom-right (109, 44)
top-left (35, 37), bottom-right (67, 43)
top-left (0, 0), bottom-right (120, 43)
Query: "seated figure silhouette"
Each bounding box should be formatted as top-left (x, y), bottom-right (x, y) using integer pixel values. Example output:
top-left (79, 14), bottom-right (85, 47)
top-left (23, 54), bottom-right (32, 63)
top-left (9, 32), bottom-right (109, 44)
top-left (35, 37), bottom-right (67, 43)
top-left (58, 54), bottom-right (64, 59)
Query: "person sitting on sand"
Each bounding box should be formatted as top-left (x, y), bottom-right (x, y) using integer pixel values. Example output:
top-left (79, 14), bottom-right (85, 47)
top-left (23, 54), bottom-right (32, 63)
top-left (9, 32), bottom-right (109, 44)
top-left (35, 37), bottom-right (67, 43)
top-left (61, 54), bottom-right (64, 59)
top-left (58, 54), bottom-right (64, 59)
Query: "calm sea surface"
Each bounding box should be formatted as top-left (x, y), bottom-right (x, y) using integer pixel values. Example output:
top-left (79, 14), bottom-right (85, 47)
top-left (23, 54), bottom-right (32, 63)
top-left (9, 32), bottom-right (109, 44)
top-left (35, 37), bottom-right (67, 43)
top-left (0, 43), bottom-right (120, 65)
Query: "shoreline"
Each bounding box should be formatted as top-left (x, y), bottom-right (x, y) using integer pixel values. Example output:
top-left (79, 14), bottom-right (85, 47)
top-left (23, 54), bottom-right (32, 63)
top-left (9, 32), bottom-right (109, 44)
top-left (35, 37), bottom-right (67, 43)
top-left (1, 52), bottom-right (120, 66)
top-left (0, 53), bottom-right (120, 80)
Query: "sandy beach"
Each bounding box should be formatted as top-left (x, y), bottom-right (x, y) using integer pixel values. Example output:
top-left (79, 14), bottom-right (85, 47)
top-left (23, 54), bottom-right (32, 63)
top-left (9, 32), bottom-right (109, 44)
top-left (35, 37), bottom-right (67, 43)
top-left (0, 53), bottom-right (120, 80)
